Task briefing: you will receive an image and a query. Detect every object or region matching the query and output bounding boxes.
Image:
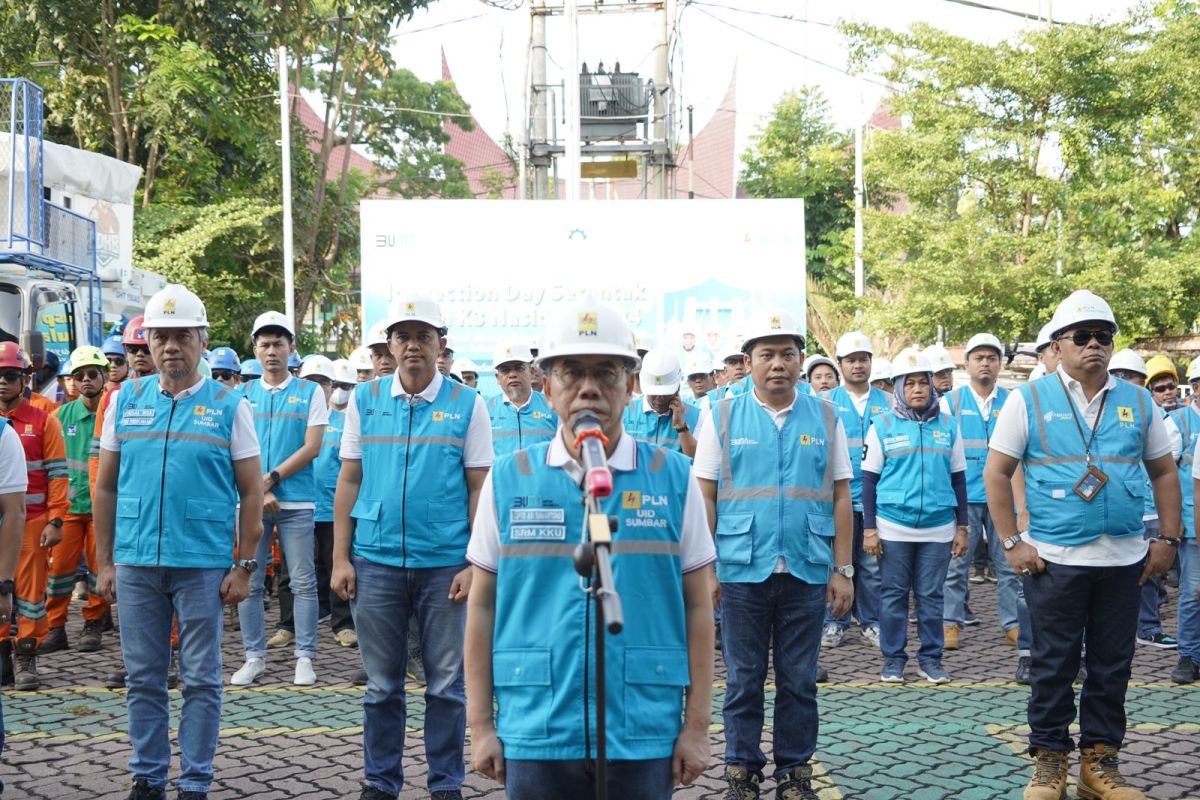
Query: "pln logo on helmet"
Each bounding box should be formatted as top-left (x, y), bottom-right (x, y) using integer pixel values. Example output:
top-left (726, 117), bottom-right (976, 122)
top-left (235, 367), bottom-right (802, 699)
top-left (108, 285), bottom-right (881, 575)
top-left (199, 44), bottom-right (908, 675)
top-left (163, 298), bottom-right (177, 315)
top-left (578, 312), bottom-right (598, 337)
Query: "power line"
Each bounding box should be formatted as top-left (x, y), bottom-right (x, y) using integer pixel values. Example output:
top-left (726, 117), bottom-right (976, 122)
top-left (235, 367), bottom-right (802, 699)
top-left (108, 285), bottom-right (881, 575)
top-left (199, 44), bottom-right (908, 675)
top-left (392, 13), bottom-right (489, 37)
top-left (939, 0), bottom-right (1066, 25)
top-left (685, 1), bottom-right (835, 28)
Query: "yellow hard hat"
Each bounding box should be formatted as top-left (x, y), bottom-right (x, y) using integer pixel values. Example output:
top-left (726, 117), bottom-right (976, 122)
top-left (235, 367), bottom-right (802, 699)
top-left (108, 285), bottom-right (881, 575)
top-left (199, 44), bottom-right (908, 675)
top-left (67, 345), bottom-right (109, 374)
top-left (1144, 355), bottom-right (1178, 385)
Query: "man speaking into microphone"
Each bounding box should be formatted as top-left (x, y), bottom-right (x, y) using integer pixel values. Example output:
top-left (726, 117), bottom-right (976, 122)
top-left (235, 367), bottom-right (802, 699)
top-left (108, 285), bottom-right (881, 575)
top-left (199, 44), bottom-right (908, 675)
top-left (464, 295), bottom-right (716, 800)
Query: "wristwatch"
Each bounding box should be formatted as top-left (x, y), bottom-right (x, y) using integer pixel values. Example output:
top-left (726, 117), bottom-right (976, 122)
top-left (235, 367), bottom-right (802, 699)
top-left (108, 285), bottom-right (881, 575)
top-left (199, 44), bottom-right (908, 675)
top-left (48, 518), bottom-right (63, 529)
top-left (269, 470), bottom-right (281, 486)
top-left (232, 559), bottom-right (259, 575)
top-left (1155, 537), bottom-right (1181, 548)
top-left (0, 579), bottom-right (13, 595)
top-left (834, 564), bottom-right (855, 579)
top-left (673, 423), bottom-right (690, 433)
top-left (1001, 532), bottom-right (1023, 551)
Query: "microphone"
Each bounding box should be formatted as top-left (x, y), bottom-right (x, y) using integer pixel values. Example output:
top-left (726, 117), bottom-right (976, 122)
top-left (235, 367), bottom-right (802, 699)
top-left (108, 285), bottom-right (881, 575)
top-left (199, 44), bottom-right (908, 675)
top-left (572, 411), bottom-right (613, 498)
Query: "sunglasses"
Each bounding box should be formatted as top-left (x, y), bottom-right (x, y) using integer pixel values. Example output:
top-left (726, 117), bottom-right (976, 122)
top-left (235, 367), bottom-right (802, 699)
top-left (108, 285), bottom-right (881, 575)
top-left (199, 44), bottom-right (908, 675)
top-left (1058, 329), bottom-right (1114, 347)
top-left (213, 370), bottom-right (238, 381)
top-left (126, 345), bottom-right (150, 355)
top-left (106, 356), bottom-right (127, 366)
top-left (1151, 383), bottom-right (1178, 393)
top-left (72, 369), bottom-right (105, 381)
top-left (0, 370), bottom-right (25, 383)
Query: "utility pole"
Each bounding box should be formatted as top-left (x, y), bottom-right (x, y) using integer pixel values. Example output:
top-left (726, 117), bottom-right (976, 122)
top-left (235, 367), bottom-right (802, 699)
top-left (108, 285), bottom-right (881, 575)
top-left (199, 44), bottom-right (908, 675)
top-left (687, 104), bottom-right (694, 199)
top-left (653, 0), bottom-right (669, 199)
top-left (530, 0), bottom-right (549, 199)
top-left (277, 45), bottom-right (296, 330)
top-left (563, 0), bottom-right (581, 201)
top-left (853, 121), bottom-right (864, 309)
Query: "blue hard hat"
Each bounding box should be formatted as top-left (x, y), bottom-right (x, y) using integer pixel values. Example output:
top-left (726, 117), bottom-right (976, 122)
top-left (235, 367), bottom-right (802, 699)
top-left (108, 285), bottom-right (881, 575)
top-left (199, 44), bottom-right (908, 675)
top-left (44, 351), bottom-right (60, 371)
top-left (101, 335), bottom-right (124, 357)
top-left (58, 358), bottom-right (72, 377)
top-left (240, 358), bottom-right (263, 378)
top-left (210, 347), bottom-right (241, 372)
top-left (288, 352), bottom-right (302, 369)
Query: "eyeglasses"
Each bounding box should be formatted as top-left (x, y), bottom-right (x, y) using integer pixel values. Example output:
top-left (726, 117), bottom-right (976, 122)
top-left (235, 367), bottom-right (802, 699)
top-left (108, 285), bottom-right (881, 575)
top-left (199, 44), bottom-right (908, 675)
top-left (1058, 329), bottom-right (1114, 347)
top-left (334, 382), bottom-right (355, 391)
top-left (1151, 383), bottom-right (1178, 393)
top-left (0, 370), bottom-right (24, 383)
top-left (1111, 370), bottom-right (1143, 382)
top-left (72, 369), bottom-right (104, 381)
top-left (212, 370), bottom-right (237, 381)
top-left (550, 364), bottom-right (625, 388)
top-left (125, 345), bottom-right (150, 355)
top-left (106, 356), bottom-right (126, 366)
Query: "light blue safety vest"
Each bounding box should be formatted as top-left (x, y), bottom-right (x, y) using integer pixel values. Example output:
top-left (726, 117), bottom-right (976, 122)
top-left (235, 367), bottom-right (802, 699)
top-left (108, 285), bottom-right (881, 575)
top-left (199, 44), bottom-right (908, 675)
top-left (1019, 375), bottom-right (1151, 547)
top-left (621, 399), bottom-right (701, 455)
top-left (491, 441), bottom-right (690, 760)
top-left (725, 375), bottom-right (752, 398)
top-left (243, 378), bottom-right (316, 502)
top-left (870, 412), bottom-right (959, 529)
top-left (710, 390), bottom-right (838, 584)
top-left (1142, 404), bottom-right (1169, 520)
top-left (486, 391), bottom-right (558, 456)
top-left (947, 385), bottom-right (1008, 505)
top-left (112, 376), bottom-right (245, 568)
top-left (314, 407), bottom-right (344, 523)
top-left (350, 375), bottom-right (479, 567)
top-left (821, 385), bottom-right (891, 512)
top-left (1171, 404), bottom-right (1200, 538)
top-left (682, 393), bottom-right (708, 409)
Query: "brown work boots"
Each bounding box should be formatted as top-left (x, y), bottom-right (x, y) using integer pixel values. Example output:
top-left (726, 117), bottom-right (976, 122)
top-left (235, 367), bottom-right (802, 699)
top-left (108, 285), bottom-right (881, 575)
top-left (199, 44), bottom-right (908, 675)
top-left (1024, 749), bottom-right (1069, 800)
top-left (12, 636), bottom-right (40, 690)
top-left (1078, 744), bottom-right (1146, 800)
top-left (1025, 745), bottom-right (1146, 800)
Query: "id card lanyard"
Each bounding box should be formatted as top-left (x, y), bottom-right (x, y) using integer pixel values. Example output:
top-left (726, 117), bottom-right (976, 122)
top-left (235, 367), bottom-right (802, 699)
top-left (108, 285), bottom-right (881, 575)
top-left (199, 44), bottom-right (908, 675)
top-left (1058, 373), bottom-right (1109, 502)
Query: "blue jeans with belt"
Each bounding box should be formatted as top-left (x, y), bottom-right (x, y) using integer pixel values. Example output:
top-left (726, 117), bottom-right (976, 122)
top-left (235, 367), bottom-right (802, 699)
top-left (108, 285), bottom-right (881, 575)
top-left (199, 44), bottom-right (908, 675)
top-left (720, 573), bottom-right (825, 780)
top-left (116, 565), bottom-right (227, 794)
top-left (351, 556), bottom-right (467, 796)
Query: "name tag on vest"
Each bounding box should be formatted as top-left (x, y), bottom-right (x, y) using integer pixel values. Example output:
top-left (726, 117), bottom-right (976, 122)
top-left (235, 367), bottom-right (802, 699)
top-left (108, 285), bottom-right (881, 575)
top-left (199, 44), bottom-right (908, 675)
top-left (121, 408), bottom-right (156, 427)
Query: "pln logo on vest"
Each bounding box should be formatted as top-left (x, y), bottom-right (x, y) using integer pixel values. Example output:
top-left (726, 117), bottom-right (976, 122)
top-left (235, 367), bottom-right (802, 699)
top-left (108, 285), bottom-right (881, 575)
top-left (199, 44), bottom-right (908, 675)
top-left (432, 410), bottom-right (462, 422)
top-left (1117, 406), bottom-right (1135, 425)
top-left (531, 411), bottom-right (550, 420)
top-left (799, 434), bottom-right (826, 447)
top-left (578, 312), bottom-right (598, 337)
top-left (622, 491), bottom-right (641, 509)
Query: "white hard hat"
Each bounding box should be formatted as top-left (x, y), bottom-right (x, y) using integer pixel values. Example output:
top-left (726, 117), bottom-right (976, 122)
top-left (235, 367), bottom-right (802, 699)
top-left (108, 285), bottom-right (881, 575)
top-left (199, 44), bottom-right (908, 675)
top-left (720, 340), bottom-right (746, 362)
top-left (1108, 348), bottom-right (1147, 377)
top-left (251, 310), bottom-right (292, 338)
top-left (891, 348), bottom-right (931, 380)
top-left (634, 331), bottom-right (654, 353)
top-left (143, 284), bottom-right (208, 329)
top-left (683, 351), bottom-right (715, 377)
top-left (536, 294), bottom-right (638, 366)
top-left (1047, 289), bottom-right (1118, 339)
top-left (453, 358), bottom-right (479, 376)
top-left (384, 293), bottom-right (446, 334)
top-left (349, 347), bottom-right (374, 372)
top-left (965, 333), bottom-right (1003, 358)
top-left (365, 322), bottom-right (388, 348)
top-left (742, 308), bottom-right (805, 353)
top-left (441, 336), bottom-right (456, 354)
top-left (332, 358), bottom-right (356, 384)
top-left (1035, 323), bottom-right (1055, 353)
top-left (805, 355), bottom-right (838, 379)
top-left (924, 344), bottom-right (956, 373)
top-left (640, 349), bottom-right (683, 396)
top-left (493, 340), bottom-right (535, 368)
top-left (835, 330), bottom-right (873, 359)
top-left (870, 357), bottom-right (893, 383)
top-left (1187, 356), bottom-right (1200, 383)
top-left (299, 354), bottom-right (335, 381)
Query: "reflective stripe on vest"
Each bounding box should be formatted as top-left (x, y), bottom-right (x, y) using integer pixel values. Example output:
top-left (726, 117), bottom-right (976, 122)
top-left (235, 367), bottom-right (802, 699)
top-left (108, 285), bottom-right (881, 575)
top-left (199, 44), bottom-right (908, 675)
top-left (1172, 405), bottom-right (1200, 538)
top-left (872, 412), bottom-right (958, 529)
top-left (821, 386), bottom-right (890, 511)
top-left (950, 386), bottom-right (1007, 504)
top-left (243, 378), bottom-right (316, 502)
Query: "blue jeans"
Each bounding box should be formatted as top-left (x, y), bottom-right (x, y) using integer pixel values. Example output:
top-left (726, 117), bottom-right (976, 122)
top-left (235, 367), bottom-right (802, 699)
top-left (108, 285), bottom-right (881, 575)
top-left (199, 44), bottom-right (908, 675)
top-left (116, 565), bottom-right (227, 793)
top-left (1137, 520), bottom-right (1165, 638)
top-left (824, 511), bottom-right (880, 631)
top-left (1179, 540), bottom-right (1200, 660)
top-left (238, 508), bottom-right (318, 659)
top-left (351, 556), bottom-right (466, 795)
top-left (505, 758), bottom-right (672, 800)
top-left (944, 504), bottom-right (1032, 650)
top-left (879, 539), bottom-right (952, 665)
top-left (1024, 559), bottom-right (1142, 752)
top-left (720, 574), bottom-right (825, 779)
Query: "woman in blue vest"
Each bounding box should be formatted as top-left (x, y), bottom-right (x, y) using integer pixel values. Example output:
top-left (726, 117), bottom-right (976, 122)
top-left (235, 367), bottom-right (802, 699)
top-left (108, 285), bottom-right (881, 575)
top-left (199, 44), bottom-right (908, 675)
top-left (862, 348), bottom-right (969, 684)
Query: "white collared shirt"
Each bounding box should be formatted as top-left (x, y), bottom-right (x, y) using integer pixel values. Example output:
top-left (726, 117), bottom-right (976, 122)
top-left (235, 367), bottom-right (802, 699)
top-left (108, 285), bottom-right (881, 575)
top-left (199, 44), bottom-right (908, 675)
top-left (467, 427), bottom-right (716, 573)
top-left (340, 370), bottom-right (494, 467)
top-left (990, 370), bottom-right (1171, 567)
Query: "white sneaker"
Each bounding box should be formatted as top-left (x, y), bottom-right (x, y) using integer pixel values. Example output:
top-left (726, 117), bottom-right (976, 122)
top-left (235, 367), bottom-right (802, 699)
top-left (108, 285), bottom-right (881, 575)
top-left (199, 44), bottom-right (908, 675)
top-left (861, 625), bottom-right (881, 649)
top-left (294, 657), bottom-right (317, 686)
top-left (230, 658), bottom-right (265, 686)
top-left (821, 624), bottom-right (844, 648)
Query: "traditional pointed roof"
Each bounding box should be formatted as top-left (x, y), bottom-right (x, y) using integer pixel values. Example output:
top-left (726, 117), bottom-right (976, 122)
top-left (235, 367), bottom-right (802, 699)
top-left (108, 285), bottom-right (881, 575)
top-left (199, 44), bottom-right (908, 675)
top-left (441, 49), bottom-right (518, 199)
top-left (675, 64), bottom-right (738, 199)
top-left (292, 89), bottom-right (381, 182)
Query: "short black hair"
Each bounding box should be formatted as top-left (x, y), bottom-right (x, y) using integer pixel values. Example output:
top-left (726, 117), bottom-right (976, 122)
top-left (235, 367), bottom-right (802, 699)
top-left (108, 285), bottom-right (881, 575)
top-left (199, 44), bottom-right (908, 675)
top-left (253, 326), bottom-right (294, 344)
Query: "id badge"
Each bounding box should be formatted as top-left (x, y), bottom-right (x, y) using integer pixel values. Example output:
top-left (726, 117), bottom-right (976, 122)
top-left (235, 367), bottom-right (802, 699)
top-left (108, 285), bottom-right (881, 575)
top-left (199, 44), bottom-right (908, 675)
top-left (1073, 465), bottom-right (1109, 502)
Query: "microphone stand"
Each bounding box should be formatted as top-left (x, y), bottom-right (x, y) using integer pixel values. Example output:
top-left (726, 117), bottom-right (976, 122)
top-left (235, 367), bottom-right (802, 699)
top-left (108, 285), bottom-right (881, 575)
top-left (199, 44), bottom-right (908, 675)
top-left (572, 425), bottom-right (624, 800)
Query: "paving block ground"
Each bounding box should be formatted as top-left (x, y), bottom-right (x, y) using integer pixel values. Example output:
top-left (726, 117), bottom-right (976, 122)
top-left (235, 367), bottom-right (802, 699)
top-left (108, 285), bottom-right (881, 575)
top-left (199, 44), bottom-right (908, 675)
top-left (3, 578), bottom-right (1198, 798)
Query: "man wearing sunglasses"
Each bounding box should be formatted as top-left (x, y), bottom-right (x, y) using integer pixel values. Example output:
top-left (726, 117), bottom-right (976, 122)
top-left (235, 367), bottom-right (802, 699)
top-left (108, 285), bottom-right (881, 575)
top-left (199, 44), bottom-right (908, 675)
top-left (985, 290), bottom-right (1182, 800)
top-left (102, 335), bottom-right (130, 387)
top-left (0, 342), bottom-right (67, 691)
top-left (208, 347), bottom-right (242, 391)
top-left (42, 346), bottom-right (112, 657)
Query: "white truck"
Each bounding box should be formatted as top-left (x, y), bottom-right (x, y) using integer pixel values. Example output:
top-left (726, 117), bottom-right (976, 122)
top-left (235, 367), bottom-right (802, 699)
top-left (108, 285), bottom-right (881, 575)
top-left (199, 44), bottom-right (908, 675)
top-left (1, 78), bottom-right (166, 369)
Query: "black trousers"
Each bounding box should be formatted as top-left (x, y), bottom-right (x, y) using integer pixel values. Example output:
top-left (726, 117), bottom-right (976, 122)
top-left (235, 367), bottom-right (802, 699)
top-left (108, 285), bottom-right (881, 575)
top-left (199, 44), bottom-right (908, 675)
top-left (278, 521), bottom-right (353, 634)
top-left (1024, 558), bottom-right (1142, 753)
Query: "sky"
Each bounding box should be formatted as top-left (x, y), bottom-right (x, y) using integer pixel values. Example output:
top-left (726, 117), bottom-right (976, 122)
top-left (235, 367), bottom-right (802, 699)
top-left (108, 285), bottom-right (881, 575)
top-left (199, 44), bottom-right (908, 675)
top-left (385, 0), bottom-right (1141, 166)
